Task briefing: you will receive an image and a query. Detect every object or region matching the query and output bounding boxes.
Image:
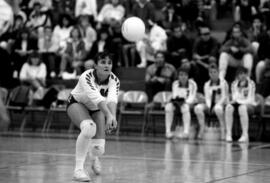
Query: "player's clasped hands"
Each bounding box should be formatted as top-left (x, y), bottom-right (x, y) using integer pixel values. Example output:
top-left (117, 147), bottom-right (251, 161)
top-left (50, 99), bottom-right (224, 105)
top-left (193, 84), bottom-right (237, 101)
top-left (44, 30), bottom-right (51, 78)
top-left (105, 114), bottom-right (117, 134)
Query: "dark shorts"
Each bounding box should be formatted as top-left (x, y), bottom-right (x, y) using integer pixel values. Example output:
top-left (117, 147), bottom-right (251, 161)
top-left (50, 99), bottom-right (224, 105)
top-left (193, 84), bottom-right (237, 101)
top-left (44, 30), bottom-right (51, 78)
top-left (66, 95), bottom-right (100, 115)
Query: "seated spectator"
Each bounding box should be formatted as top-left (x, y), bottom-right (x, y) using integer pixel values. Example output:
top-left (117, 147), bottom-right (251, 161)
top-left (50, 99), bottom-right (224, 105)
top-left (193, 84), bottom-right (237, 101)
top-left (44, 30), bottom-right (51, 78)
top-left (145, 51), bottom-right (176, 101)
top-left (137, 21), bottom-right (168, 68)
top-left (26, 2), bottom-right (52, 37)
top-left (261, 0), bottom-right (270, 27)
top-left (78, 14), bottom-right (97, 52)
top-left (8, 15), bottom-right (25, 40)
top-left (255, 25), bottom-right (270, 83)
top-left (38, 26), bottom-right (60, 78)
top-left (194, 64), bottom-right (228, 140)
top-left (85, 29), bottom-right (112, 69)
top-left (28, 0), bottom-right (52, 12)
top-left (59, 27), bottom-right (87, 78)
top-left (75, 0), bottom-right (97, 18)
top-left (97, 0), bottom-right (125, 27)
top-left (51, 0), bottom-right (76, 25)
top-left (225, 67), bottom-right (256, 142)
top-left (52, 14), bottom-right (74, 54)
top-left (167, 24), bottom-right (192, 69)
top-left (131, 0), bottom-right (155, 28)
top-left (234, 0), bottom-right (257, 27)
top-left (165, 67), bottom-right (197, 139)
top-left (219, 23), bottom-right (253, 79)
top-left (193, 24), bottom-right (220, 91)
top-left (19, 51), bottom-right (47, 92)
top-left (11, 28), bottom-right (38, 77)
top-left (177, 0), bottom-right (200, 29)
top-left (161, 3), bottom-right (182, 32)
top-left (246, 15), bottom-right (265, 54)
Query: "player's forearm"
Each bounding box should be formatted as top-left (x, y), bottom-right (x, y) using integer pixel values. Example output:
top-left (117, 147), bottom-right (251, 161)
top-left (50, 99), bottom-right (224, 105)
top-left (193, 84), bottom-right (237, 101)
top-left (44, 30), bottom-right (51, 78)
top-left (98, 101), bottom-right (113, 117)
top-left (107, 102), bottom-right (117, 117)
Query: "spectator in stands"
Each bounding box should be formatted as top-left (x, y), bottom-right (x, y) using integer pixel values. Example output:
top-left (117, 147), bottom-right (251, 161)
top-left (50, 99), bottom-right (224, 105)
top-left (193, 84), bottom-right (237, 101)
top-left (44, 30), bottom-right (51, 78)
top-left (167, 24), bottom-right (192, 69)
top-left (225, 66), bottom-right (256, 142)
top-left (255, 25), bottom-right (270, 83)
top-left (75, 0), bottom-right (97, 18)
top-left (85, 29), bottom-right (112, 70)
top-left (193, 25), bottom-right (220, 91)
top-left (194, 64), bottom-right (228, 140)
top-left (137, 21), bottom-right (168, 68)
top-left (8, 15), bottom-right (25, 40)
top-left (19, 51), bottom-right (47, 91)
top-left (234, 0), bottom-right (257, 26)
top-left (52, 14), bottom-right (74, 54)
top-left (177, 0), bottom-right (200, 29)
top-left (78, 15), bottom-right (97, 52)
top-left (219, 23), bottom-right (253, 79)
top-left (59, 27), bottom-right (87, 78)
top-left (261, 0), bottom-right (270, 27)
top-left (51, 0), bottom-right (76, 25)
top-left (131, 0), bottom-right (155, 28)
top-left (0, 0), bottom-right (13, 37)
top-left (12, 28), bottom-right (38, 77)
top-left (26, 2), bottom-right (52, 37)
top-left (38, 26), bottom-right (59, 78)
top-left (97, 0), bottom-right (125, 28)
top-left (161, 3), bottom-right (181, 31)
top-left (145, 51), bottom-right (176, 101)
top-left (28, 0), bottom-right (52, 12)
top-left (165, 67), bottom-right (197, 139)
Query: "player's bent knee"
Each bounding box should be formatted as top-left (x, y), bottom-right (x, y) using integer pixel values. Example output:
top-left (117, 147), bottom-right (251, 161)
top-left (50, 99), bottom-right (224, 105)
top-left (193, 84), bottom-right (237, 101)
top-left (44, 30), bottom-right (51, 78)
top-left (214, 105), bottom-right (223, 115)
top-left (238, 105), bottom-right (247, 115)
top-left (225, 104), bottom-right (234, 113)
top-left (165, 103), bottom-right (174, 112)
top-left (80, 119), bottom-right (96, 139)
top-left (194, 104), bottom-right (204, 115)
top-left (181, 104), bottom-right (190, 114)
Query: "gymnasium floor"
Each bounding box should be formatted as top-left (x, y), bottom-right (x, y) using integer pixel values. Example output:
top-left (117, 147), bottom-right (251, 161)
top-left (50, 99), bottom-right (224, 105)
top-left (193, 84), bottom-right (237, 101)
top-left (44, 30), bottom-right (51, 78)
top-left (1, 133), bottom-right (270, 183)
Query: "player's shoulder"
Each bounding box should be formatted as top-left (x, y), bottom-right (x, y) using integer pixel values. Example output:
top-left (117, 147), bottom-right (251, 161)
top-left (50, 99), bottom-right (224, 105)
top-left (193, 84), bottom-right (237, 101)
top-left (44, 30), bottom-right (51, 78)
top-left (189, 79), bottom-right (197, 86)
top-left (81, 69), bottom-right (94, 80)
top-left (109, 72), bottom-right (120, 83)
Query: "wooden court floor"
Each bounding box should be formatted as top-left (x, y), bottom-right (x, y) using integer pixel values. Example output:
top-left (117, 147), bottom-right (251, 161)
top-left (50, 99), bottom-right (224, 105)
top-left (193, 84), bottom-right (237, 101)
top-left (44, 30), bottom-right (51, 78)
top-left (1, 133), bottom-right (270, 183)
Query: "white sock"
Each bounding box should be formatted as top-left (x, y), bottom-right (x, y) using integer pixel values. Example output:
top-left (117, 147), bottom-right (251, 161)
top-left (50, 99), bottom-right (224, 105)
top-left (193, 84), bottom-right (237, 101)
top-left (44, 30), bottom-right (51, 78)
top-left (75, 133), bottom-right (90, 171)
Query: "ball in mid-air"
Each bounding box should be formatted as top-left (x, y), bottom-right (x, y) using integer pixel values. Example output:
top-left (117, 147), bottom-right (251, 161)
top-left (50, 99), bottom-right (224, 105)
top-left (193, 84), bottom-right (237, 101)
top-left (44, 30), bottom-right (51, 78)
top-left (121, 17), bottom-right (145, 42)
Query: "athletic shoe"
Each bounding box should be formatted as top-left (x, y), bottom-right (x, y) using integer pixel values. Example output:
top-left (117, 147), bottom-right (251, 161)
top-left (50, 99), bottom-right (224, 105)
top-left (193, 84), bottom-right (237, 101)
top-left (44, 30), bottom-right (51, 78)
top-left (92, 157), bottom-right (102, 175)
top-left (165, 131), bottom-right (174, 139)
top-left (225, 135), bottom-right (232, 142)
top-left (238, 135), bottom-right (249, 143)
top-left (73, 169), bottom-right (90, 182)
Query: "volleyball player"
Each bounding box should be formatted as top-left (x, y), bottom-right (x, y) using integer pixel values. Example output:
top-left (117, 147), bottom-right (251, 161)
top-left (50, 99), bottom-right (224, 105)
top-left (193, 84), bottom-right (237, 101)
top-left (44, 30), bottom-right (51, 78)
top-left (225, 66), bottom-right (256, 142)
top-left (194, 64), bottom-right (229, 139)
top-left (66, 51), bottom-right (120, 181)
top-left (165, 68), bottom-right (197, 139)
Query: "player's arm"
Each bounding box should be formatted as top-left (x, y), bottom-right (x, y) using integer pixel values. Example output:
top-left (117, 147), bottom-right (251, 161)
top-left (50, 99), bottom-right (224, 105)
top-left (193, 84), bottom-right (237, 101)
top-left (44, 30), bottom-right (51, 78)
top-left (186, 80), bottom-right (197, 104)
top-left (231, 81), bottom-right (238, 103)
top-left (239, 80), bottom-right (256, 105)
top-left (107, 76), bottom-right (120, 118)
top-left (217, 80), bottom-right (227, 106)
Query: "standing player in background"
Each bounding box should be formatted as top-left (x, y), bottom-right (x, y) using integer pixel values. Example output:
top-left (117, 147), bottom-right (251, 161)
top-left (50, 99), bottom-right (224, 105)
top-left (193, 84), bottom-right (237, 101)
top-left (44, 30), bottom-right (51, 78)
top-left (66, 52), bottom-right (120, 181)
top-left (194, 64), bottom-right (228, 140)
top-left (165, 68), bottom-right (197, 139)
top-left (225, 67), bottom-right (256, 142)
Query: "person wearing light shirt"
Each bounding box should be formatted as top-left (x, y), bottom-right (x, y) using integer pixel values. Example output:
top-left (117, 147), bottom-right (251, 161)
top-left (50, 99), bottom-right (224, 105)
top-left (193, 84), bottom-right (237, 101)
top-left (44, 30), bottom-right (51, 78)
top-left (75, 0), bottom-right (97, 18)
top-left (225, 66), bottom-right (256, 143)
top-left (194, 64), bottom-right (229, 140)
top-left (165, 68), bottom-right (197, 139)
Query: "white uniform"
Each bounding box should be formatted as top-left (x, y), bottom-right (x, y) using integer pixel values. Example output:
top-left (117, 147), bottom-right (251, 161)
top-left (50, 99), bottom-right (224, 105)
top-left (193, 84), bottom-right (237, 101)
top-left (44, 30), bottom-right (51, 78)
top-left (70, 69), bottom-right (120, 111)
top-left (171, 79), bottom-right (197, 104)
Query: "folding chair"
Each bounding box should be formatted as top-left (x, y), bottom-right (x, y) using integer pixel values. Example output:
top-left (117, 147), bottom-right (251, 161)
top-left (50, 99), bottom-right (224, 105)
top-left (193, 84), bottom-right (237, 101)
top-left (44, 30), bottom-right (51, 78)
top-left (117, 90), bottom-right (148, 135)
top-left (143, 91), bottom-right (172, 136)
top-left (45, 89), bottom-right (73, 132)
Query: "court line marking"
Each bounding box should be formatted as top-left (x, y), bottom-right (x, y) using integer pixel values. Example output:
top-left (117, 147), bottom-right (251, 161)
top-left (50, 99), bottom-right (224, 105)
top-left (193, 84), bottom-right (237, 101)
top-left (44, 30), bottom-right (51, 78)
top-left (1, 150), bottom-right (270, 167)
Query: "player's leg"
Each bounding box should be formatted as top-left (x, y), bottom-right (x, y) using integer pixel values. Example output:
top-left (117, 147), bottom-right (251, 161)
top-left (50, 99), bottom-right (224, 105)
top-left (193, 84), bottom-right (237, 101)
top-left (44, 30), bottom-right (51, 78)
top-left (181, 103), bottom-right (191, 139)
top-left (89, 111), bottom-right (106, 175)
top-left (194, 103), bottom-right (206, 139)
top-left (225, 104), bottom-right (234, 142)
top-left (219, 52), bottom-right (230, 79)
top-left (213, 104), bottom-right (225, 140)
top-left (165, 102), bottom-right (175, 138)
top-left (67, 103), bottom-right (96, 181)
top-left (238, 104), bottom-right (251, 142)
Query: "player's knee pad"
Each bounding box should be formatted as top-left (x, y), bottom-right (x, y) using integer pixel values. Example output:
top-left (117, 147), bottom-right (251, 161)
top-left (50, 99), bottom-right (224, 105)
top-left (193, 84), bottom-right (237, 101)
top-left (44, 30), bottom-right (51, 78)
top-left (238, 105), bottom-right (247, 116)
top-left (165, 103), bottom-right (174, 113)
top-left (194, 104), bottom-right (204, 116)
top-left (91, 139), bottom-right (105, 156)
top-left (80, 120), bottom-right (96, 139)
top-left (181, 104), bottom-right (190, 114)
top-left (225, 104), bottom-right (234, 114)
top-left (214, 105), bottom-right (223, 115)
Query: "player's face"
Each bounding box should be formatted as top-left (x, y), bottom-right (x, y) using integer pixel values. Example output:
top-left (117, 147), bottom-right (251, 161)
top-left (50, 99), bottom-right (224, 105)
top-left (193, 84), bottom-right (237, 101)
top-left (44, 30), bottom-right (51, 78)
top-left (238, 72), bottom-right (247, 81)
top-left (209, 69), bottom-right (219, 81)
top-left (178, 72), bottom-right (188, 83)
top-left (95, 56), bottom-right (113, 76)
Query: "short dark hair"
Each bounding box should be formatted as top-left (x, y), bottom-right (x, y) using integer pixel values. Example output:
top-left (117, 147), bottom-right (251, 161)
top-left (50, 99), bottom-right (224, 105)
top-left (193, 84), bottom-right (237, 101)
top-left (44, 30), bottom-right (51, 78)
top-left (208, 63), bottom-right (218, 71)
top-left (94, 51), bottom-right (114, 64)
top-left (236, 66), bottom-right (248, 75)
top-left (27, 51), bottom-right (42, 65)
top-left (177, 67), bottom-right (189, 76)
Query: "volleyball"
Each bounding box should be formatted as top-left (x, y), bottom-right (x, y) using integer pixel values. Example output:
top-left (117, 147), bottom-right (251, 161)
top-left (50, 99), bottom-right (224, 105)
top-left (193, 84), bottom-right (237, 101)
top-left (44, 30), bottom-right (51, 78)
top-left (121, 17), bottom-right (145, 42)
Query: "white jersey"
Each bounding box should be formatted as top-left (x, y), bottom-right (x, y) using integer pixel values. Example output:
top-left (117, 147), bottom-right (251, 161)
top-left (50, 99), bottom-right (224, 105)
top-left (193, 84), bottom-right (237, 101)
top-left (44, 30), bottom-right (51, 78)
top-left (172, 79), bottom-right (197, 104)
top-left (71, 69), bottom-right (120, 110)
top-left (204, 79), bottom-right (229, 107)
top-left (231, 78), bottom-right (256, 105)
